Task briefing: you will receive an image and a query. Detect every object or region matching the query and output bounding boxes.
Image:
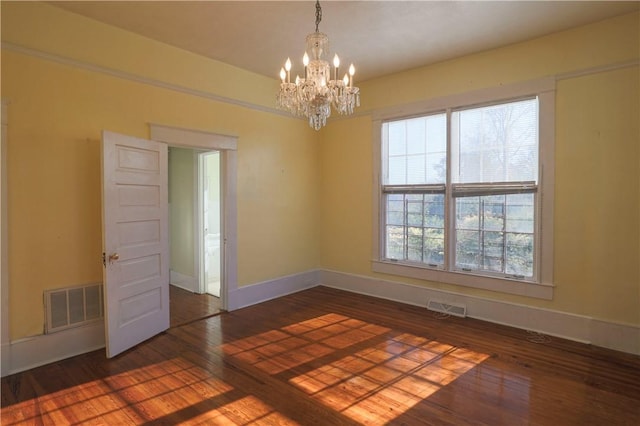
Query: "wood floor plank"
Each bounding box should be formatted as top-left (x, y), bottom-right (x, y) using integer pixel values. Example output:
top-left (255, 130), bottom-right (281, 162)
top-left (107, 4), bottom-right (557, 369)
top-left (2, 286), bottom-right (639, 425)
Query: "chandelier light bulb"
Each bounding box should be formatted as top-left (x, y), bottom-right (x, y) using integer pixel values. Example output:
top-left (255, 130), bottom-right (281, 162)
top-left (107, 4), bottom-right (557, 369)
top-left (333, 54), bottom-right (340, 68)
top-left (349, 63), bottom-right (355, 88)
top-left (303, 52), bottom-right (309, 78)
top-left (343, 73), bottom-right (349, 86)
top-left (279, 68), bottom-right (286, 82)
top-left (284, 57), bottom-right (292, 83)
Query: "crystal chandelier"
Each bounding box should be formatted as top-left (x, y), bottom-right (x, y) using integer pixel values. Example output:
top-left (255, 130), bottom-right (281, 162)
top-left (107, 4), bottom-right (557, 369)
top-left (277, 0), bottom-right (360, 130)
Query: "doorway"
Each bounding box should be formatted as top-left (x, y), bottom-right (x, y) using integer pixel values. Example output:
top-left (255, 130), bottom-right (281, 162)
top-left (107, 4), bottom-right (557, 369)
top-left (168, 147), bottom-right (222, 327)
top-left (150, 123), bottom-right (238, 327)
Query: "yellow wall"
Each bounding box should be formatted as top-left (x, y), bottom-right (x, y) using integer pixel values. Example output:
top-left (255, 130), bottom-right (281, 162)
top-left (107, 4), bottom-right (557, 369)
top-left (168, 147), bottom-right (195, 277)
top-left (554, 67), bottom-right (639, 321)
top-left (321, 11), bottom-right (640, 326)
top-left (1, 2), bottom-right (320, 339)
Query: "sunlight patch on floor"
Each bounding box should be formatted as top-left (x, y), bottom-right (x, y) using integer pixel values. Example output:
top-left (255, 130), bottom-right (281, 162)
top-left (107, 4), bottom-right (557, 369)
top-left (222, 313), bottom-right (392, 375)
top-left (1, 357), bottom-right (290, 425)
top-left (181, 395), bottom-right (299, 426)
top-left (221, 312), bottom-right (490, 424)
top-left (291, 333), bottom-right (490, 423)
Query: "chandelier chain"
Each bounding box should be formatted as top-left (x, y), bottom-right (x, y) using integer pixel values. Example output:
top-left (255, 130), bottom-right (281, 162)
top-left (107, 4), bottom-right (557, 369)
top-left (315, 0), bottom-right (322, 32)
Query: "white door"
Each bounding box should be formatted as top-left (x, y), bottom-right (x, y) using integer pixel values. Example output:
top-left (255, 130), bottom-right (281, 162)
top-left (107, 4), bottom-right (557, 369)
top-left (102, 130), bottom-right (169, 358)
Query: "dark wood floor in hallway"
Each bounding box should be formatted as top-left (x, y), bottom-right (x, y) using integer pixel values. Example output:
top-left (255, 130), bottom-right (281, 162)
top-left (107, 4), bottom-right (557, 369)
top-left (169, 284), bottom-right (222, 328)
top-left (2, 286), bottom-right (639, 425)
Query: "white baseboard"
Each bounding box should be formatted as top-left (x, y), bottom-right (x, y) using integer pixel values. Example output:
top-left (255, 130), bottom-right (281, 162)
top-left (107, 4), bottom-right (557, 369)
top-left (227, 269), bottom-right (320, 311)
top-left (320, 269), bottom-right (640, 355)
top-left (3, 321), bottom-right (105, 376)
top-left (170, 270), bottom-right (198, 293)
top-left (1, 342), bottom-right (11, 377)
top-left (590, 318), bottom-right (640, 355)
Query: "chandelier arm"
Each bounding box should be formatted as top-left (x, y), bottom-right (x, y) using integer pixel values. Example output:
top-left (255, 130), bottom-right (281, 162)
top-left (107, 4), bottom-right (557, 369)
top-left (315, 0), bottom-right (322, 32)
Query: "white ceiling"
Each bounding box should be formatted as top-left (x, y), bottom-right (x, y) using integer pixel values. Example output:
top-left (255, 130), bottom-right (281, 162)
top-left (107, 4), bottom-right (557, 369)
top-left (51, 1), bottom-right (639, 83)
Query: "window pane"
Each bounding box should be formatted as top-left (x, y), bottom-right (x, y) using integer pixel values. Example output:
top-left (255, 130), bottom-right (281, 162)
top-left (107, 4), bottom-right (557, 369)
top-left (388, 156), bottom-right (406, 185)
top-left (456, 230), bottom-right (479, 269)
top-left (506, 194), bottom-right (534, 233)
top-left (407, 227), bottom-right (423, 262)
top-left (506, 233), bottom-right (534, 276)
top-left (456, 197), bottom-right (479, 230)
top-left (426, 114), bottom-right (447, 153)
top-left (388, 121), bottom-right (406, 156)
top-left (483, 195), bottom-right (505, 231)
top-left (424, 194), bottom-right (445, 227)
top-left (406, 118), bottom-right (426, 154)
top-left (455, 194), bottom-right (534, 277)
top-left (424, 228), bottom-right (444, 265)
top-left (426, 152), bottom-right (446, 184)
top-left (386, 225), bottom-right (405, 260)
top-left (407, 195), bottom-right (423, 229)
top-left (483, 231), bottom-right (504, 272)
top-left (407, 155), bottom-right (426, 184)
top-left (386, 195), bottom-right (404, 226)
top-left (384, 113), bottom-right (446, 185)
top-left (384, 193), bottom-right (444, 267)
top-left (452, 98), bottom-right (538, 184)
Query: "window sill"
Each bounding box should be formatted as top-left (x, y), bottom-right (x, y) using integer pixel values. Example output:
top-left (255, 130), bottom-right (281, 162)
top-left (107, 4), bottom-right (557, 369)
top-left (371, 260), bottom-right (554, 300)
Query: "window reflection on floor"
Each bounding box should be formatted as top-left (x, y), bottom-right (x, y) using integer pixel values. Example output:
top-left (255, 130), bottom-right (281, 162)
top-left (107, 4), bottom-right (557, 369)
top-left (222, 313), bottom-right (490, 423)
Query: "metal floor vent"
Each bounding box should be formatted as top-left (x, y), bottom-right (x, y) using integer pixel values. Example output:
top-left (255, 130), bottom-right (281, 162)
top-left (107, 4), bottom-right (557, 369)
top-left (427, 299), bottom-right (467, 318)
top-left (44, 283), bottom-right (104, 334)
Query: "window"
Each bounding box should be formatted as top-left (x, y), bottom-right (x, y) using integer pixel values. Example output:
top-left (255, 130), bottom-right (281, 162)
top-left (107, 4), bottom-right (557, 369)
top-left (373, 80), bottom-right (554, 299)
top-left (383, 114), bottom-right (447, 267)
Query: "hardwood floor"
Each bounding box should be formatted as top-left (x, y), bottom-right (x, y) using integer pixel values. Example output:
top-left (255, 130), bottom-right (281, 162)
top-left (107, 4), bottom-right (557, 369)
top-left (170, 285), bottom-right (222, 328)
top-left (2, 286), bottom-right (639, 425)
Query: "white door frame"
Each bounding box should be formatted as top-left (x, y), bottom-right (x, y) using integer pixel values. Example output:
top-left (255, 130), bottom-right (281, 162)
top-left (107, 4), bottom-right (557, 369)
top-left (150, 124), bottom-right (237, 311)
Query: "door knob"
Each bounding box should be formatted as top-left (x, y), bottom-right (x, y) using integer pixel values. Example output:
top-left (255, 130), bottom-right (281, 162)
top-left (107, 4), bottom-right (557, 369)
top-left (108, 253), bottom-right (120, 263)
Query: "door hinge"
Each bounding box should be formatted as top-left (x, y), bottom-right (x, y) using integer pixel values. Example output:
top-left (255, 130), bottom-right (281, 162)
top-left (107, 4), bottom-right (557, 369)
top-left (102, 252), bottom-right (106, 267)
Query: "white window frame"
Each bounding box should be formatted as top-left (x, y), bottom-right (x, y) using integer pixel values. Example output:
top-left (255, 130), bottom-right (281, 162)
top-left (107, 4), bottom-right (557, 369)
top-left (372, 78), bottom-right (555, 299)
